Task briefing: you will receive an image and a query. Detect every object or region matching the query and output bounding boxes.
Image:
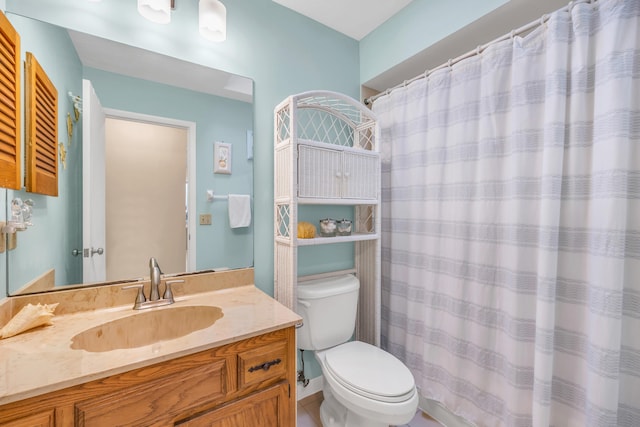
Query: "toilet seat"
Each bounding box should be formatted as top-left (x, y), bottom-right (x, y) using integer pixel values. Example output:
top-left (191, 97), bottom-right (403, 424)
top-left (323, 341), bottom-right (415, 403)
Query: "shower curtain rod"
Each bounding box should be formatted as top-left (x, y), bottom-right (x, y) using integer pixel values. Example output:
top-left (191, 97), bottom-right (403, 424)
top-left (364, 0), bottom-right (597, 106)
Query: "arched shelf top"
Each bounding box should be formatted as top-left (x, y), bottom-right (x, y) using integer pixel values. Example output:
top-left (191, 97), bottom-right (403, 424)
top-left (276, 90), bottom-right (377, 129)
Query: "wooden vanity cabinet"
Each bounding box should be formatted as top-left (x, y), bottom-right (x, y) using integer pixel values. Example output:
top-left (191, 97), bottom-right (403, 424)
top-left (0, 327), bottom-right (296, 427)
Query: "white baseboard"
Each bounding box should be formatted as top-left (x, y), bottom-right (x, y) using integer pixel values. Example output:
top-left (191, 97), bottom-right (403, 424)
top-left (296, 375), bottom-right (323, 401)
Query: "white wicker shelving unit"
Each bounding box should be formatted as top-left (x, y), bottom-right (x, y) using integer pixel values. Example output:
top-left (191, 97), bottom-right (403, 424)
top-left (274, 90), bottom-right (381, 346)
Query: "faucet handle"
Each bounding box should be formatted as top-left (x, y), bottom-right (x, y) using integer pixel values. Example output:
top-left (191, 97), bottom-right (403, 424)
top-left (122, 283), bottom-right (147, 305)
top-left (163, 280), bottom-right (184, 303)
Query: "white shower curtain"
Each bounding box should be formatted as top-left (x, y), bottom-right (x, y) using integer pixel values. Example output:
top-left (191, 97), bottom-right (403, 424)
top-left (373, 1), bottom-right (639, 426)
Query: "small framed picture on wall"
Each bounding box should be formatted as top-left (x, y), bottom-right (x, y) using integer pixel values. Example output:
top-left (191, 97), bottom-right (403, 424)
top-left (214, 142), bottom-right (232, 174)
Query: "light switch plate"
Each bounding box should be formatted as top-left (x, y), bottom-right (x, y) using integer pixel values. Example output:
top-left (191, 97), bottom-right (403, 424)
top-left (247, 129), bottom-right (253, 160)
top-left (199, 214), bottom-right (212, 225)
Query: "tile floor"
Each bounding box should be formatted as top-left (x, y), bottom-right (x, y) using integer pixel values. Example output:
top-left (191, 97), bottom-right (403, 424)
top-left (297, 392), bottom-right (442, 427)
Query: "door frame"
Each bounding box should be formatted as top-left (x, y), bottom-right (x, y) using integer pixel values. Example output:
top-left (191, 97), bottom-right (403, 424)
top-left (82, 79), bottom-right (107, 283)
top-left (103, 108), bottom-right (197, 272)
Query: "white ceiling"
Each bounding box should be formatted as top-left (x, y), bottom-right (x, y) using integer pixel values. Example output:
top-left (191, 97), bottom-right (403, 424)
top-left (68, 30), bottom-right (253, 103)
top-left (272, 0), bottom-right (413, 41)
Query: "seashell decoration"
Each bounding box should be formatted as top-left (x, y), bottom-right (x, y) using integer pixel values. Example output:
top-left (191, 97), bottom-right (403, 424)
top-left (0, 303), bottom-right (59, 339)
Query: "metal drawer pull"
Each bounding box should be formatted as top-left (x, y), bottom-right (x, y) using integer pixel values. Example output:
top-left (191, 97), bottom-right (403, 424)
top-left (248, 358), bottom-right (282, 372)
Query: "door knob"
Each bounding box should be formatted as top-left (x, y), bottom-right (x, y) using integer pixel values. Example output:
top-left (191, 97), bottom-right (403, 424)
top-left (83, 247), bottom-right (104, 257)
top-left (91, 247), bottom-right (104, 256)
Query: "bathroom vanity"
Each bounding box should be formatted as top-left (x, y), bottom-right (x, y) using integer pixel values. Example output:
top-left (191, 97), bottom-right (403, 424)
top-left (0, 269), bottom-right (300, 426)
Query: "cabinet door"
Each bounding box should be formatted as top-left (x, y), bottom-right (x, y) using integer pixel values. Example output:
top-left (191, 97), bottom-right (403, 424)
top-left (175, 382), bottom-right (291, 427)
top-left (342, 151), bottom-right (379, 199)
top-left (298, 144), bottom-right (342, 199)
top-left (1, 410), bottom-right (54, 427)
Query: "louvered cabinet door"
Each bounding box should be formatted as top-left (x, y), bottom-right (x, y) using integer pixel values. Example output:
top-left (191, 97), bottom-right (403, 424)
top-left (0, 13), bottom-right (21, 190)
top-left (25, 52), bottom-right (58, 196)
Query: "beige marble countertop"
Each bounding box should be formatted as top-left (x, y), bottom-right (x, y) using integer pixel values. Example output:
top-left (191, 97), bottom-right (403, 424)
top-left (0, 284), bottom-right (301, 406)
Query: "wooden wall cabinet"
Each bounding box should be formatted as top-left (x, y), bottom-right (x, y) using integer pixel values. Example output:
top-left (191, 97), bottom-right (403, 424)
top-left (25, 52), bottom-right (58, 196)
top-left (0, 12), bottom-right (21, 190)
top-left (0, 327), bottom-right (296, 427)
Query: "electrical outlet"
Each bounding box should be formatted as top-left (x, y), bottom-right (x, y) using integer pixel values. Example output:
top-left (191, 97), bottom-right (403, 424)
top-left (199, 214), bottom-right (212, 225)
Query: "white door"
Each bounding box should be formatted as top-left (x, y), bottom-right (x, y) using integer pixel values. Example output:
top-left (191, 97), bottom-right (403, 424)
top-left (82, 79), bottom-right (107, 283)
top-left (104, 119), bottom-right (187, 280)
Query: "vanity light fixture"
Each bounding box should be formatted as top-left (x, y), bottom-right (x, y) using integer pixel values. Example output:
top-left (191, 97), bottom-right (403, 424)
top-left (138, 0), bottom-right (172, 24)
top-left (136, 0), bottom-right (227, 42)
top-left (199, 0), bottom-right (227, 42)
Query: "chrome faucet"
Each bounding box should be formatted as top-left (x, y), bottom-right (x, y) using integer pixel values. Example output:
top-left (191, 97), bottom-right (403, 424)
top-left (122, 257), bottom-right (184, 310)
top-left (149, 257), bottom-right (163, 301)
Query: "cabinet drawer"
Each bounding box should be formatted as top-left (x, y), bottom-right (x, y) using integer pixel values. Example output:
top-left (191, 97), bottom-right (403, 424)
top-left (75, 359), bottom-right (226, 426)
top-left (237, 341), bottom-right (287, 389)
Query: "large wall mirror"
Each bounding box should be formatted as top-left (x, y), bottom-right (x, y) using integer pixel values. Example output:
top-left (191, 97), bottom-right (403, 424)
top-left (5, 12), bottom-right (254, 296)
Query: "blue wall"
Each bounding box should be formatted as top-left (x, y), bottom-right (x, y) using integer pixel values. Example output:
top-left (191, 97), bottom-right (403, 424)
top-left (83, 67), bottom-right (254, 271)
top-left (4, 14), bottom-right (254, 295)
top-left (6, 13), bottom-right (83, 293)
top-left (5, 0), bottom-right (361, 297)
top-left (359, 0), bottom-right (509, 85)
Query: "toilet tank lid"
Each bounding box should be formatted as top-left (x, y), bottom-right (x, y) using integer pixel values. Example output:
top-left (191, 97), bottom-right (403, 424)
top-left (297, 274), bottom-right (359, 299)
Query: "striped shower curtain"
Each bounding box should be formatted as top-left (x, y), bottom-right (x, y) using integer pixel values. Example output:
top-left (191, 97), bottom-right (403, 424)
top-left (373, 1), bottom-right (639, 426)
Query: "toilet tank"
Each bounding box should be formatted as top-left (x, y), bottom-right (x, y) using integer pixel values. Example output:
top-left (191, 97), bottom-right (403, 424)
top-left (296, 274), bottom-right (360, 351)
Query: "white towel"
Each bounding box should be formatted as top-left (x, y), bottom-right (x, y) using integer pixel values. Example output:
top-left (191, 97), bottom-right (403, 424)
top-left (228, 194), bottom-right (251, 228)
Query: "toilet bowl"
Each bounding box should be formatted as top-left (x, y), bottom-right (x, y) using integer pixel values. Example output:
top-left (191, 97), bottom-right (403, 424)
top-left (316, 341), bottom-right (418, 427)
top-left (296, 274), bottom-right (418, 427)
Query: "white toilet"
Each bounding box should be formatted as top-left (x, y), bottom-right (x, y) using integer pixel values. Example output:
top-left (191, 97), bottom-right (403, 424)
top-left (296, 274), bottom-right (418, 427)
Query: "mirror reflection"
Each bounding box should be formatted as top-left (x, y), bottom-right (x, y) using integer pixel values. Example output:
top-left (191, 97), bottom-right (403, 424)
top-left (5, 13), bottom-right (254, 296)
